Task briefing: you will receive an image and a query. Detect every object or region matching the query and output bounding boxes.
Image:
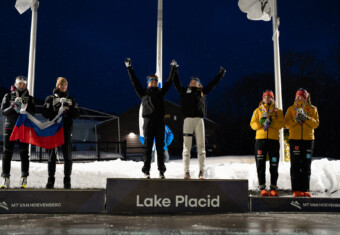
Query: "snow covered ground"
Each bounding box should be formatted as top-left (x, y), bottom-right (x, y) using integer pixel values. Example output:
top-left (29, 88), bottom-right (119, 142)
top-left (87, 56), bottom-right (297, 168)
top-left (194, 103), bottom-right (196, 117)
top-left (2, 156), bottom-right (340, 197)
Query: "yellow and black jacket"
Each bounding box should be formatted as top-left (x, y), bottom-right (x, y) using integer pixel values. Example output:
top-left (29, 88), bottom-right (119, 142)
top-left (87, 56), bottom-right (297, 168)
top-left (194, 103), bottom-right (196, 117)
top-left (250, 102), bottom-right (284, 140)
top-left (285, 101), bottom-right (319, 140)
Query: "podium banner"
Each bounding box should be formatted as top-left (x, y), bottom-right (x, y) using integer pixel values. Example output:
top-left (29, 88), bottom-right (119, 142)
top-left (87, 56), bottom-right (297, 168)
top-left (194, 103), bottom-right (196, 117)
top-left (106, 178), bottom-right (248, 213)
top-left (0, 190), bottom-right (105, 214)
top-left (250, 197), bottom-right (340, 212)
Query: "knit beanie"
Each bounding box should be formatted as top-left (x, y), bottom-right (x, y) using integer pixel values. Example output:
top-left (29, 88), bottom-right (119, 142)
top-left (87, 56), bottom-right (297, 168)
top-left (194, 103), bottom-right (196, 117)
top-left (295, 88), bottom-right (309, 100)
top-left (14, 76), bottom-right (27, 91)
top-left (262, 90), bottom-right (274, 100)
top-left (15, 76), bottom-right (27, 86)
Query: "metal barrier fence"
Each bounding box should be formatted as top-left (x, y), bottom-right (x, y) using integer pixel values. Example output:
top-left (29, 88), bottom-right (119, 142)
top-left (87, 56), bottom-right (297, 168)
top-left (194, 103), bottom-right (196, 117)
top-left (0, 141), bottom-right (127, 162)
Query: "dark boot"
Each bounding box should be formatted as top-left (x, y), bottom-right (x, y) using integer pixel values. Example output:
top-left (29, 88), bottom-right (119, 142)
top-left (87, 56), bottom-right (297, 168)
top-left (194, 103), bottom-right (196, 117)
top-left (64, 176), bottom-right (71, 189)
top-left (159, 171), bottom-right (165, 179)
top-left (46, 177), bottom-right (55, 189)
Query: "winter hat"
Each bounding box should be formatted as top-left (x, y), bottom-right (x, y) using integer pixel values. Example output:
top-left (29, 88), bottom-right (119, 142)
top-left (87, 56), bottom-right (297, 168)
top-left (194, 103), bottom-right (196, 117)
top-left (190, 76), bottom-right (201, 85)
top-left (146, 74), bottom-right (158, 84)
top-left (56, 77), bottom-right (68, 88)
top-left (262, 90), bottom-right (274, 100)
top-left (295, 88), bottom-right (309, 100)
top-left (14, 76), bottom-right (27, 88)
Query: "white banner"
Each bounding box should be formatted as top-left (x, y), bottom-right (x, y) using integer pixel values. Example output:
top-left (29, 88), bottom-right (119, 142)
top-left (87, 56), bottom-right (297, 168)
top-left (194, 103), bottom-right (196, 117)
top-left (238, 0), bottom-right (271, 21)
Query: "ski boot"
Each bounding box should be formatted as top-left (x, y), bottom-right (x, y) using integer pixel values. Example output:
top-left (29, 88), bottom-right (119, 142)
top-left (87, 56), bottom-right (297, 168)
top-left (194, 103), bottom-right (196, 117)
top-left (184, 172), bottom-right (191, 180)
top-left (20, 177), bottom-right (27, 189)
top-left (64, 176), bottom-right (71, 189)
top-left (261, 189), bottom-right (270, 196)
top-left (198, 171), bottom-right (205, 180)
top-left (46, 177), bottom-right (55, 189)
top-left (144, 172), bottom-right (150, 179)
top-left (159, 172), bottom-right (165, 179)
top-left (293, 191), bottom-right (304, 197)
top-left (270, 185), bottom-right (279, 196)
top-left (304, 192), bottom-right (311, 197)
top-left (259, 185), bottom-right (270, 196)
top-left (0, 177), bottom-right (10, 189)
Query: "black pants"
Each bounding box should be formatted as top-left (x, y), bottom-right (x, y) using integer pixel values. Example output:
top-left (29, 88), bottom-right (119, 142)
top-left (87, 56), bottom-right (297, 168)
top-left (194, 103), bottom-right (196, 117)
top-left (48, 132), bottom-right (72, 178)
top-left (142, 116), bottom-right (166, 173)
top-left (255, 139), bottom-right (280, 188)
top-left (289, 140), bottom-right (314, 192)
top-left (1, 128), bottom-right (29, 177)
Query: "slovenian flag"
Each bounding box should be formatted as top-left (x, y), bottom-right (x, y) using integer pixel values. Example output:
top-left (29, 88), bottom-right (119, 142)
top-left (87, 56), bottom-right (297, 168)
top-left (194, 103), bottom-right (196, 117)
top-left (10, 109), bottom-right (65, 149)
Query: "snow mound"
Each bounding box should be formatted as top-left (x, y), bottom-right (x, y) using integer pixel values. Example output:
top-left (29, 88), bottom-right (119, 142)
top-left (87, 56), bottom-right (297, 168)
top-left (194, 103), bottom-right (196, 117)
top-left (1, 157), bottom-right (340, 197)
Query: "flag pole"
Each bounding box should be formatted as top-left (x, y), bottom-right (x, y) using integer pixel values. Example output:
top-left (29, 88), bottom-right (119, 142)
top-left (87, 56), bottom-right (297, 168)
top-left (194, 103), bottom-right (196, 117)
top-left (154, 0), bottom-right (163, 164)
top-left (155, 0), bottom-right (163, 87)
top-left (271, 0), bottom-right (284, 161)
top-left (27, 0), bottom-right (39, 157)
top-left (27, 0), bottom-right (39, 96)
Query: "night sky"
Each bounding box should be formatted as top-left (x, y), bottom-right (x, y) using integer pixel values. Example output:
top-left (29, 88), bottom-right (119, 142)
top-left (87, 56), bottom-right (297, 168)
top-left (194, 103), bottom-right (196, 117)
top-left (0, 0), bottom-right (339, 115)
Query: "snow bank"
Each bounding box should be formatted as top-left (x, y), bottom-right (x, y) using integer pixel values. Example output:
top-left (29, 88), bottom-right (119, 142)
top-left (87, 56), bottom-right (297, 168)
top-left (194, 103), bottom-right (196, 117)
top-left (1, 157), bottom-right (340, 197)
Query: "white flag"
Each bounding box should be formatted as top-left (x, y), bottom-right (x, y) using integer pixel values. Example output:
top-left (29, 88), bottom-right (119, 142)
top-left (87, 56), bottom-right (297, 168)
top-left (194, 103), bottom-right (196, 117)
top-left (238, 0), bottom-right (271, 21)
top-left (15, 0), bottom-right (34, 15)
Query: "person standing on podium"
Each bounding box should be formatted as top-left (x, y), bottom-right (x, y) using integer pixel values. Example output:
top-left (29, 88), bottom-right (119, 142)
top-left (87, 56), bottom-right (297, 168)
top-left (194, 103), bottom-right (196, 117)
top-left (285, 88), bottom-right (319, 197)
top-left (125, 58), bottom-right (177, 179)
top-left (173, 65), bottom-right (226, 180)
top-left (42, 77), bottom-right (80, 189)
top-left (250, 90), bottom-right (284, 197)
top-left (0, 76), bottom-right (35, 189)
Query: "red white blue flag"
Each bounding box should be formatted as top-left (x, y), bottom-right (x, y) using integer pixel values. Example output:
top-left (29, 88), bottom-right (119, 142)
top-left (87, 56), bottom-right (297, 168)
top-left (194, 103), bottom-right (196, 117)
top-left (10, 110), bottom-right (64, 149)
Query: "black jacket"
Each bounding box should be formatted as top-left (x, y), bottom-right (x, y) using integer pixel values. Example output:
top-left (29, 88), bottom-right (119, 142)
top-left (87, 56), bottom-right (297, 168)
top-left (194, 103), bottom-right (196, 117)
top-left (1, 87), bottom-right (35, 129)
top-left (127, 66), bottom-right (175, 118)
top-left (42, 89), bottom-right (80, 133)
top-left (173, 69), bottom-right (224, 118)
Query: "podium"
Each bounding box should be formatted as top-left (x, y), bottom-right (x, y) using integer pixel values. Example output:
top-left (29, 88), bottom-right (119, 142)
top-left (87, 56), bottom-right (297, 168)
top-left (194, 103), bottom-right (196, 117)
top-left (250, 196), bottom-right (340, 212)
top-left (2, 179), bottom-right (338, 214)
top-left (106, 178), bottom-right (249, 213)
top-left (0, 189), bottom-right (105, 214)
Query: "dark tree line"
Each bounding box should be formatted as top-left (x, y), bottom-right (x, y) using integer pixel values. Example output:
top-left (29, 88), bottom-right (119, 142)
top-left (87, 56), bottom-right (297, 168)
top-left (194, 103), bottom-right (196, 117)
top-left (209, 44), bottom-right (340, 159)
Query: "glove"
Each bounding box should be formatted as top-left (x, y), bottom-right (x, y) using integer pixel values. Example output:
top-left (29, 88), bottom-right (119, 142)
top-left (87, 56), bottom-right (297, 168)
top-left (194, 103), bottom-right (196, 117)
top-left (125, 58), bottom-right (131, 68)
top-left (260, 112), bottom-right (269, 124)
top-left (53, 102), bottom-right (61, 111)
top-left (170, 60), bottom-right (179, 67)
top-left (263, 118), bottom-right (272, 131)
top-left (295, 108), bottom-right (307, 124)
top-left (12, 102), bottom-right (21, 113)
top-left (63, 102), bottom-right (70, 110)
top-left (59, 98), bottom-right (72, 110)
top-left (14, 97), bottom-right (22, 104)
top-left (259, 117), bottom-right (266, 124)
top-left (219, 67), bottom-right (226, 77)
top-left (12, 97), bottom-right (22, 113)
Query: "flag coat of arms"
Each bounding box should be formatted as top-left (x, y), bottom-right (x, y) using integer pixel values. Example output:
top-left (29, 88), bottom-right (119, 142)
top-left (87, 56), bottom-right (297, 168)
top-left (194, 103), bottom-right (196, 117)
top-left (9, 109), bottom-right (65, 149)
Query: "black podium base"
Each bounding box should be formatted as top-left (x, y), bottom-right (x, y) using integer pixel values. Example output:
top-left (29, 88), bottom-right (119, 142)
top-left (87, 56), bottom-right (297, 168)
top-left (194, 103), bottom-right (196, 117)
top-left (0, 189), bottom-right (105, 214)
top-left (106, 178), bottom-right (249, 213)
top-left (1, 182), bottom-right (339, 214)
top-left (250, 196), bottom-right (340, 212)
